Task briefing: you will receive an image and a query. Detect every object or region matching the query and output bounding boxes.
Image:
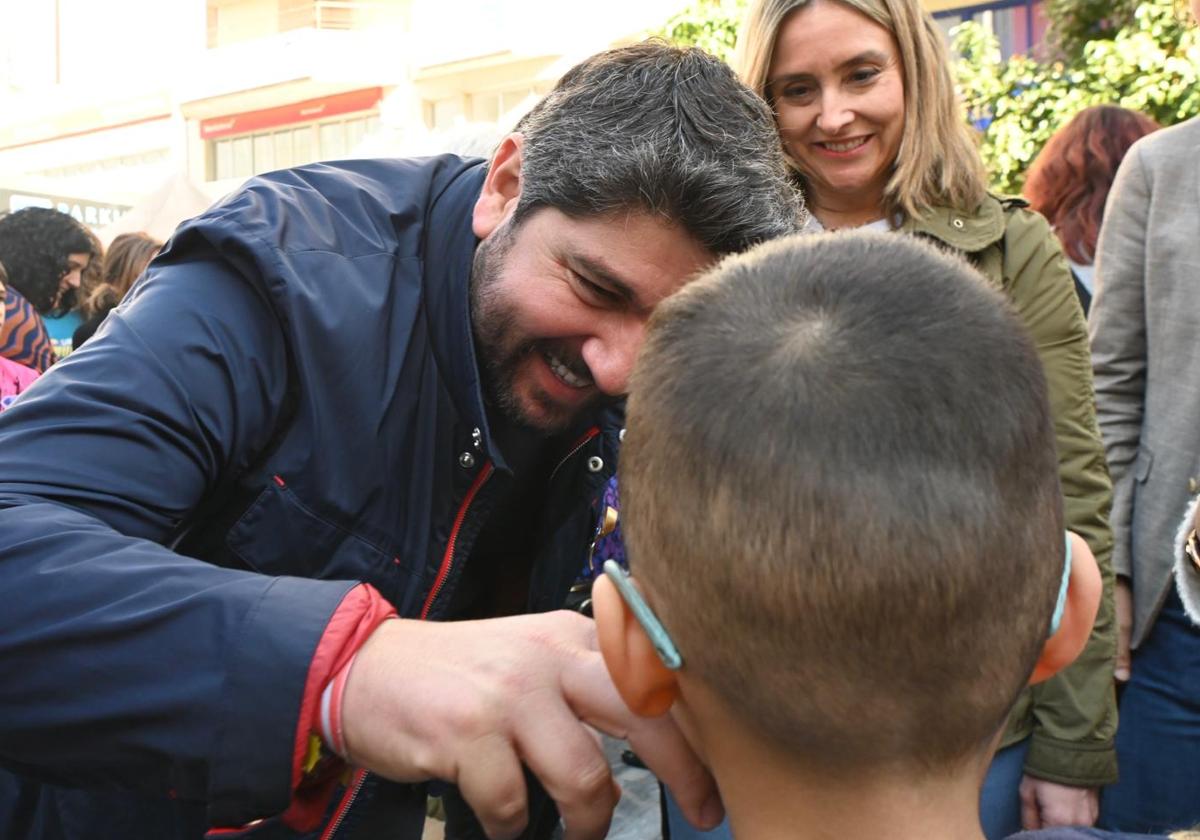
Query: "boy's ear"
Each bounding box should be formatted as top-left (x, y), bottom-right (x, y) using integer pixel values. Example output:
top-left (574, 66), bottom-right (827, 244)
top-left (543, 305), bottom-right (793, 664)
top-left (472, 133), bottom-right (523, 240)
top-left (592, 574), bottom-right (680, 717)
top-left (1029, 532), bottom-right (1103, 684)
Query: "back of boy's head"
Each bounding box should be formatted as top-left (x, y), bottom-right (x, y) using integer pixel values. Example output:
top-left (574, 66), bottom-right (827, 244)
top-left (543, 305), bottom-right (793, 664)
top-left (620, 231), bottom-right (1063, 775)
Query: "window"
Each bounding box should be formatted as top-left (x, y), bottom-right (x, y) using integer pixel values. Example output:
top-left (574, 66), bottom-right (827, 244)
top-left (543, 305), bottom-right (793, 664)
top-left (208, 113), bottom-right (380, 180)
top-left (934, 0), bottom-right (1048, 58)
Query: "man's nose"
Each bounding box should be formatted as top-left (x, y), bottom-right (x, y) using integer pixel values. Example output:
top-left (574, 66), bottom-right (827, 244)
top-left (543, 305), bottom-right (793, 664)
top-left (581, 319), bottom-right (647, 396)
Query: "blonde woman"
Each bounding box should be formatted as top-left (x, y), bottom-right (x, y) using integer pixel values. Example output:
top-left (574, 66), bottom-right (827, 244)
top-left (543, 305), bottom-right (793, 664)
top-left (668, 2), bottom-right (1114, 838)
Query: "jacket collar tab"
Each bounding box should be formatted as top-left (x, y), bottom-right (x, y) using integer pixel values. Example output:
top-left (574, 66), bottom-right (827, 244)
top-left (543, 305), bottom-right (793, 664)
top-left (902, 193), bottom-right (1016, 252)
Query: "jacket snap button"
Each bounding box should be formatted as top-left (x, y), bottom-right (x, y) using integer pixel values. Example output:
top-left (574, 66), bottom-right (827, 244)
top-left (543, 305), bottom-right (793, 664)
top-left (459, 452), bottom-right (475, 469)
top-left (1190, 477), bottom-right (1198, 494)
top-left (471, 427), bottom-right (483, 450)
top-left (952, 218), bottom-right (965, 229)
top-left (587, 456), bottom-right (604, 473)
top-left (618, 428), bottom-right (626, 442)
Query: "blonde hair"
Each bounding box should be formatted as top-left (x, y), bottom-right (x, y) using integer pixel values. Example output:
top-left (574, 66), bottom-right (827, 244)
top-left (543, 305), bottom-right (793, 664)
top-left (734, 0), bottom-right (987, 220)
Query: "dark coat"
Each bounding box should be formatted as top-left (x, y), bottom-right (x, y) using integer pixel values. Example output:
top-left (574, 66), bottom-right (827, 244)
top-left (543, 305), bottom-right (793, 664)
top-left (0, 156), bottom-right (619, 839)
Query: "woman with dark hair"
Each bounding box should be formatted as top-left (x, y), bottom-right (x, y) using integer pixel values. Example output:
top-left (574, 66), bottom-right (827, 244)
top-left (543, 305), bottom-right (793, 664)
top-left (0, 208), bottom-right (96, 318)
top-left (1024, 106), bottom-right (1159, 314)
top-left (72, 232), bottom-right (162, 349)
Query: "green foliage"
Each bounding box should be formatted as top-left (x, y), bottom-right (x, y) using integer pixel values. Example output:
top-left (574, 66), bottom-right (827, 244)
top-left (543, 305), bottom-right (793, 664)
top-left (1042, 0), bottom-right (1139, 59)
top-left (956, 0), bottom-right (1200, 193)
top-left (651, 0), bottom-right (747, 63)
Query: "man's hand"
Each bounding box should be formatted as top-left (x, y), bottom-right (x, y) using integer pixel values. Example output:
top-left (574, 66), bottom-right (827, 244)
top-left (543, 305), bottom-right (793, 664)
top-left (1114, 578), bottom-right (1133, 683)
top-left (1019, 776), bottom-right (1099, 830)
top-left (340, 612), bottom-right (723, 840)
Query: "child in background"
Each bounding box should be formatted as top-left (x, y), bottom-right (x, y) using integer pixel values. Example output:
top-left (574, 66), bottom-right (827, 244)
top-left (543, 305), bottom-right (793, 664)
top-left (592, 231), bottom-right (1107, 840)
top-left (0, 264), bottom-right (40, 411)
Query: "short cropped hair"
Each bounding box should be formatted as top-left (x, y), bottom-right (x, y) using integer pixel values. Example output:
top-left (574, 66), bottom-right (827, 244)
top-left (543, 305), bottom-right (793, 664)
top-left (0, 208), bottom-right (96, 315)
top-left (513, 41), bottom-right (803, 255)
top-left (621, 231), bottom-right (1063, 773)
top-left (735, 0), bottom-right (987, 221)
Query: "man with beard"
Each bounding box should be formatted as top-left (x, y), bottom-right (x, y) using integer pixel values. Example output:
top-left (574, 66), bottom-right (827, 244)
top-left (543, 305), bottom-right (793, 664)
top-left (0, 207), bottom-right (96, 368)
top-left (0, 43), bottom-right (801, 840)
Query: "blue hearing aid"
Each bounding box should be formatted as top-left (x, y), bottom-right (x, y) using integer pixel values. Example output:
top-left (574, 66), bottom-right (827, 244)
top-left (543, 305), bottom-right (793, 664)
top-left (1049, 532), bottom-right (1073, 638)
top-left (603, 559), bottom-right (683, 670)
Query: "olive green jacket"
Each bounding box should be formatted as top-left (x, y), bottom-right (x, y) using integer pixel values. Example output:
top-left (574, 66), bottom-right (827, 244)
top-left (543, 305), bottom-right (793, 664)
top-left (902, 195), bottom-right (1118, 787)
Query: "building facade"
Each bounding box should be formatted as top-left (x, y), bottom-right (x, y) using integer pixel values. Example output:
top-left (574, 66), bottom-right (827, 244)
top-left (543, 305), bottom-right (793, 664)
top-left (0, 0), bottom-right (1046, 225)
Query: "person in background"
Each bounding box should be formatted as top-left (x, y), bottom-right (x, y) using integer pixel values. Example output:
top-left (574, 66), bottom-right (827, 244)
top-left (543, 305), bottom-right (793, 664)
top-left (40, 225), bottom-right (103, 359)
top-left (73, 232), bottom-right (162, 350)
top-left (0, 277), bottom-right (54, 374)
top-left (1023, 106), bottom-right (1159, 315)
top-left (728, 1), bottom-right (1116, 837)
top-left (0, 263), bottom-right (40, 411)
top-left (1089, 0), bottom-right (1200, 822)
top-left (0, 208), bottom-right (96, 362)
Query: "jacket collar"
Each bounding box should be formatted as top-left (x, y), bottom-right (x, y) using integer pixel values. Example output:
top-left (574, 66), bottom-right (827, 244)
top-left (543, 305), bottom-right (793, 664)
top-left (900, 193), bottom-right (1016, 253)
top-left (419, 158), bottom-right (517, 469)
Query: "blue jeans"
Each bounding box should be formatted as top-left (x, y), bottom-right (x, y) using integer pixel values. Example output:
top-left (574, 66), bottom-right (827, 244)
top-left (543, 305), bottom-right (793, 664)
top-left (663, 738), bottom-right (1030, 840)
top-left (979, 738), bottom-right (1032, 840)
top-left (1099, 588), bottom-right (1200, 834)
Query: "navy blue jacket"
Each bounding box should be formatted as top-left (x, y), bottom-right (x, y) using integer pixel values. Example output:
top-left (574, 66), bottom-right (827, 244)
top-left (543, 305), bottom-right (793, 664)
top-left (0, 156), bottom-right (620, 839)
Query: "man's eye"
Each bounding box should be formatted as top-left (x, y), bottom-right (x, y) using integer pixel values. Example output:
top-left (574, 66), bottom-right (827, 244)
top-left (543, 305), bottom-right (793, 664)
top-left (573, 273), bottom-right (620, 304)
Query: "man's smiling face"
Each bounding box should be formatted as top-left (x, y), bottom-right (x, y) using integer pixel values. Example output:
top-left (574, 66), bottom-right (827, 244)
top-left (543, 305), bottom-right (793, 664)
top-left (470, 206), bottom-right (713, 434)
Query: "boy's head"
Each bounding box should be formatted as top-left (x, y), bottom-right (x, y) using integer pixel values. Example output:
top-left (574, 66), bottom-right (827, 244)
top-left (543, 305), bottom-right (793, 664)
top-left (594, 231), bottom-right (1099, 781)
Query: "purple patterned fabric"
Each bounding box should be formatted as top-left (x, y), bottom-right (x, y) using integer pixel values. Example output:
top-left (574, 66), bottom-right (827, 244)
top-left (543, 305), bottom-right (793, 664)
top-left (583, 476), bottom-right (626, 580)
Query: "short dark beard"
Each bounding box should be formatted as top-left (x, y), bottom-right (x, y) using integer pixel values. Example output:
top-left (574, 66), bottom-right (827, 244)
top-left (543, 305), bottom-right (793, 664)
top-left (469, 221), bottom-right (540, 432)
top-left (469, 220), bottom-right (609, 435)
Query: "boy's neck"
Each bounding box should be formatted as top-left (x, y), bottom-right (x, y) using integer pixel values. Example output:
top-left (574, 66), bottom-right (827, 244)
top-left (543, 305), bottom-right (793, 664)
top-left (677, 690), bottom-right (989, 840)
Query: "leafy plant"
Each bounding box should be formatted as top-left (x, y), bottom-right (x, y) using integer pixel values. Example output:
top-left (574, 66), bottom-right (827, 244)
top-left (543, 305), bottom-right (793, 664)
top-left (651, 0), bottom-right (747, 62)
top-left (954, 0), bottom-right (1200, 192)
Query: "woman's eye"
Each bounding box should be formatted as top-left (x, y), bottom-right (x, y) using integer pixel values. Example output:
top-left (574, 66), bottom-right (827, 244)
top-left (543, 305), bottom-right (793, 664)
top-left (849, 67), bottom-right (881, 85)
top-left (779, 83), bottom-right (813, 100)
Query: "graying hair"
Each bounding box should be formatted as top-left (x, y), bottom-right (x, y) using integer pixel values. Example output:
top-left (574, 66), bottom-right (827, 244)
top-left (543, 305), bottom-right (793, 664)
top-left (512, 41), bottom-right (803, 256)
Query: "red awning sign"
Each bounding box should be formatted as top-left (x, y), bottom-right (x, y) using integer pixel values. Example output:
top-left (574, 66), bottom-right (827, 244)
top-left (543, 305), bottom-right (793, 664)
top-left (200, 87), bottom-right (383, 140)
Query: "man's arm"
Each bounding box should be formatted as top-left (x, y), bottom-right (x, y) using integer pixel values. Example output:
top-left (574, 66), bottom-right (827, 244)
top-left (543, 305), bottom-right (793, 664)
top-left (1088, 144), bottom-right (1151, 684)
top-left (0, 246), bottom-right (363, 825)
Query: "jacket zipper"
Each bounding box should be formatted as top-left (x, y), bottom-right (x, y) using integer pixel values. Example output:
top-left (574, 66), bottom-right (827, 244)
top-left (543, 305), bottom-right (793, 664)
top-left (320, 461), bottom-right (494, 836)
top-left (420, 460), bottom-right (495, 619)
top-left (319, 435), bottom-right (587, 835)
top-left (319, 768), bottom-right (367, 840)
top-left (547, 426), bottom-right (600, 484)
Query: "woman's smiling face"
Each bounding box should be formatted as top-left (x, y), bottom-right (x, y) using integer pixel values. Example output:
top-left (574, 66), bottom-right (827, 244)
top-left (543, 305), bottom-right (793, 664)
top-left (768, 0), bottom-right (905, 222)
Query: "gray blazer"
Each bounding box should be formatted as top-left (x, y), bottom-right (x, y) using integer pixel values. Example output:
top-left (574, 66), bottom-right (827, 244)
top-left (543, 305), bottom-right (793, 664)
top-left (1091, 116), bottom-right (1200, 647)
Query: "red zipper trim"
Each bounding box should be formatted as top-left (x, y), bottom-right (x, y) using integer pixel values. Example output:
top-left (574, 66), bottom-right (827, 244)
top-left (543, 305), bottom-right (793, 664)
top-left (319, 768), bottom-right (368, 840)
top-left (548, 426), bottom-right (601, 484)
top-left (420, 461), bottom-right (495, 619)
